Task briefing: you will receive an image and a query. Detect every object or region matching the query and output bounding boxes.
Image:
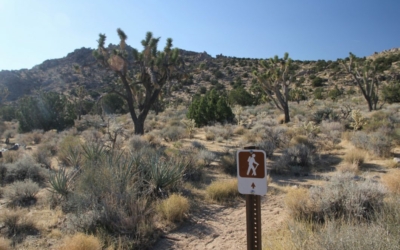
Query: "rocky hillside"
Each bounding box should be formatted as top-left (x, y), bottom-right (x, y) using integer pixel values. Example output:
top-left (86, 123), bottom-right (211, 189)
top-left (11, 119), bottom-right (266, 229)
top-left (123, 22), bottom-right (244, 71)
top-left (0, 46), bottom-right (399, 103)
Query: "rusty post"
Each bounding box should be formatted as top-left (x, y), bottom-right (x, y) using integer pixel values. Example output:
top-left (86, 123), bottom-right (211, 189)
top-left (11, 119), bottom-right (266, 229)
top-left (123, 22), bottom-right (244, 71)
top-left (246, 195), bottom-right (262, 250)
top-left (243, 146), bottom-right (262, 250)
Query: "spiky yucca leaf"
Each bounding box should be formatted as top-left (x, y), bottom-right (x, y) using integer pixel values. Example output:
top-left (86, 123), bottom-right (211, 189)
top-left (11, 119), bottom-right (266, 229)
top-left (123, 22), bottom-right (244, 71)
top-left (48, 167), bottom-right (69, 197)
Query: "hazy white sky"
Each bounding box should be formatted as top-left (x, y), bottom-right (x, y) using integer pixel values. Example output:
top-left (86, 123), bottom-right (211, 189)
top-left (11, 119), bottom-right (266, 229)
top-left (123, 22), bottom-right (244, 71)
top-left (1, 0), bottom-right (399, 70)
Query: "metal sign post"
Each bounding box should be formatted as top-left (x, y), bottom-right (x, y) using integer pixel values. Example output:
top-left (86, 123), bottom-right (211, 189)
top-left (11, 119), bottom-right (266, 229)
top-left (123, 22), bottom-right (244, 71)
top-left (237, 146), bottom-right (267, 250)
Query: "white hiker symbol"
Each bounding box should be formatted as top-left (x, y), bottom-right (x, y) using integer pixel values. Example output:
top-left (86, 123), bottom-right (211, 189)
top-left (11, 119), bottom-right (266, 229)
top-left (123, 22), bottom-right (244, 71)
top-left (246, 154), bottom-right (259, 176)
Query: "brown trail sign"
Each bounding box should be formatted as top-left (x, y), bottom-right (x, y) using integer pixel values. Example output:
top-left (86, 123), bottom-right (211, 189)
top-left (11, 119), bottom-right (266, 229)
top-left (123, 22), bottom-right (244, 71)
top-left (237, 148), bottom-right (267, 250)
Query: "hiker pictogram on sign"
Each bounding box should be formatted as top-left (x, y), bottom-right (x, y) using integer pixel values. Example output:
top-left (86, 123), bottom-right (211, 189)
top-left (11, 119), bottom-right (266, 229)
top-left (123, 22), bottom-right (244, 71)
top-left (247, 154), bottom-right (259, 176)
top-left (237, 151), bottom-right (265, 178)
top-left (237, 149), bottom-right (267, 196)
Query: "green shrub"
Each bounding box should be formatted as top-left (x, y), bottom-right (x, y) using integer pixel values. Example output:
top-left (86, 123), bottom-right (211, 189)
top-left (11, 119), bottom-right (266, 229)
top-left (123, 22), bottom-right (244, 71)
top-left (313, 87), bottom-right (324, 99)
top-left (187, 89), bottom-right (234, 127)
top-left (312, 77), bottom-right (325, 87)
top-left (17, 91), bottom-right (76, 132)
top-left (328, 86), bottom-right (343, 101)
top-left (228, 87), bottom-right (255, 106)
top-left (382, 81), bottom-right (400, 103)
top-left (312, 108), bottom-right (338, 124)
top-left (101, 93), bottom-right (127, 114)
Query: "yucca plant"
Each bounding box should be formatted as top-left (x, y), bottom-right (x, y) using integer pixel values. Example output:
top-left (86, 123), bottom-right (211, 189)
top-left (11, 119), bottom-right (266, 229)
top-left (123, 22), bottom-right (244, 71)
top-left (64, 145), bottom-right (82, 168)
top-left (103, 152), bottom-right (141, 194)
top-left (81, 142), bottom-right (106, 166)
top-left (48, 167), bottom-right (70, 197)
top-left (144, 153), bottom-right (186, 196)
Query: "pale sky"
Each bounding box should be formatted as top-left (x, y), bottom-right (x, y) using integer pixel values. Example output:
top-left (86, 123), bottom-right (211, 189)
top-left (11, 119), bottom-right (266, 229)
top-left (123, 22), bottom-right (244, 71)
top-left (1, 0), bottom-right (399, 70)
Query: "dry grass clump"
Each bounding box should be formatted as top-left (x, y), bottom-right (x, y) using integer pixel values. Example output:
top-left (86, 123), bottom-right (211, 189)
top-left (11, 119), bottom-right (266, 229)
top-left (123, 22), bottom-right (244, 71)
top-left (382, 170), bottom-right (400, 195)
top-left (233, 125), bottom-right (246, 135)
top-left (206, 179), bottom-right (239, 202)
top-left (285, 187), bottom-right (312, 220)
top-left (157, 194), bottom-right (190, 222)
top-left (59, 233), bottom-right (102, 250)
top-left (0, 237), bottom-right (11, 250)
top-left (337, 162), bottom-right (360, 174)
top-left (343, 148), bottom-right (365, 166)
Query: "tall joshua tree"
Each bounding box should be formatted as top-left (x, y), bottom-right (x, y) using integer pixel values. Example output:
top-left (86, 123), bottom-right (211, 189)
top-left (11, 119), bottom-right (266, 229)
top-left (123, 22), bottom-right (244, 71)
top-left (254, 53), bottom-right (293, 123)
top-left (340, 53), bottom-right (380, 111)
top-left (93, 29), bottom-right (184, 134)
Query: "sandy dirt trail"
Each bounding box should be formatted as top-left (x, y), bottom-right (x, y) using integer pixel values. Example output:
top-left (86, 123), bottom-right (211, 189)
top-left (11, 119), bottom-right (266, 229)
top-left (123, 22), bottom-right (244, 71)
top-left (151, 194), bottom-right (286, 250)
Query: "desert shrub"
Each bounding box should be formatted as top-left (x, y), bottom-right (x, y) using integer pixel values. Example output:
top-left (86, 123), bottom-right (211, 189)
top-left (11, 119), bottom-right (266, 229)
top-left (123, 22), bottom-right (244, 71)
top-left (320, 121), bottom-right (343, 134)
top-left (286, 173), bottom-right (386, 222)
top-left (233, 125), bottom-right (245, 135)
top-left (256, 140), bottom-right (275, 158)
top-left (197, 149), bottom-right (217, 167)
top-left (157, 194), bottom-right (189, 222)
top-left (191, 141), bottom-right (205, 149)
top-left (279, 144), bottom-right (316, 171)
top-left (328, 86), bottom-right (343, 101)
top-left (0, 210), bottom-right (37, 238)
top-left (343, 148), bottom-right (365, 166)
top-left (351, 131), bottom-right (392, 157)
top-left (5, 180), bottom-right (40, 206)
top-left (59, 232), bottom-right (102, 250)
top-left (220, 152), bottom-right (237, 175)
top-left (129, 135), bottom-right (151, 151)
top-left (363, 111), bottom-right (394, 133)
top-left (204, 125), bottom-right (233, 140)
top-left (270, 219), bottom-right (400, 250)
top-left (4, 156), bottom-right (48, 185)
top-left (160, 126), bottom-right (186, 142)
top-left (32, 146), bottom-right (52, 169)
top-left (206, 179), bottom-right (239, 202)
top-left (266, 127), bottom-right (289, 149)
top-left (312, 107), bottom-right (338, 124)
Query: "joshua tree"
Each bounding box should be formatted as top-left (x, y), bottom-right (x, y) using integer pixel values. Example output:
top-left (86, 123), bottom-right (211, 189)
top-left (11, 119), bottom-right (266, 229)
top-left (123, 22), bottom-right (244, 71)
top-left (93, 29), bottom-right (184, 134)
top-left (254, 53), bottom-right (293, 123)
top-left (340, 53), bottom-right (381, 111)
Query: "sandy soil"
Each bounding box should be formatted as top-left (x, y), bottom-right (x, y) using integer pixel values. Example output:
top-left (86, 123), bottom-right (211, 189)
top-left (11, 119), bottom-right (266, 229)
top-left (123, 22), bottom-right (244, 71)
top-left (151, 192), bottom-right (286, 250)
